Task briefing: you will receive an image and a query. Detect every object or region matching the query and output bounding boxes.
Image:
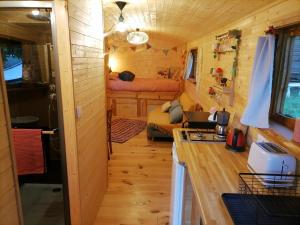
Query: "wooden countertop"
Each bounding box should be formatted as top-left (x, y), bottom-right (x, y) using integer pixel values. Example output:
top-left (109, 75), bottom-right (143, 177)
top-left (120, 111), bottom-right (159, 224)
top-left (173, 128), bottom-right (249, 225)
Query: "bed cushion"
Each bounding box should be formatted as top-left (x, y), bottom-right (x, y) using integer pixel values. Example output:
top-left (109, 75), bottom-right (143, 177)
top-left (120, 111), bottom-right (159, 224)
top-left (169, 99), bottom-right (180, 111)
top-left (179, 92), bottom-right (195, 111)
top-left (108, 78), bottom-right (180, 92)
top-left (119, 71), bottom-right (135, 81)
top-left (169, 105), bottom-right (183, 124)
top-left (161, 101), bottom-right (171, 112)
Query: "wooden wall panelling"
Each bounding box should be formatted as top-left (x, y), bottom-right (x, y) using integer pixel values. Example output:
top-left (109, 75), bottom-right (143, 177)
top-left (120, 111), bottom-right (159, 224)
top-left (0, 54), bottom-right (22, 225)
top-left (52, 1), bottom-right (81, 225)
top-left (108, 33), bottom-right (185, 79)
top-left (185, 0), bottom-right (300, 142)
top-left (67, 1), bottom-right (108, 225)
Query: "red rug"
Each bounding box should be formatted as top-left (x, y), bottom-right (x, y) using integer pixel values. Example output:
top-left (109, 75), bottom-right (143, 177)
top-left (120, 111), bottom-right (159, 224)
top-left (111, 118), bottom-right (147, 143)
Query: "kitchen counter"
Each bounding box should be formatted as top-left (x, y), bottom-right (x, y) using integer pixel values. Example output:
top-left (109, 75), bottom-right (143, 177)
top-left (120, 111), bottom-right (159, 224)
top-left (173, 128), bottom-right (249, 225)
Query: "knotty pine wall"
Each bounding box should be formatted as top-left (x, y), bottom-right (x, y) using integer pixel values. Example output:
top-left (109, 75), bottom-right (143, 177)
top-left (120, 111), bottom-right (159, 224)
top-left (108, 33), bottom-right (185, 78)
top-left (67, 0), bottom-right (107, 225)
top-left (0, 63), bottom-right (22, 225)
top-left (185, 0), bottom-right (300, 131)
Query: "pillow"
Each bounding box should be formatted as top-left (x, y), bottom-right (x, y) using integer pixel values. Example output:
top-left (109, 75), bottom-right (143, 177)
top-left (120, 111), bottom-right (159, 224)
top-left (169, 105), bottom-right (183, 124)
top-left (161, 101), bottom-right (171, 112)
top-left (169, 100), bottom-right (180, 111)
top-left (119, 71), bottom-right (135, 81)
top-left (156, 67), bottom-right (169, 79)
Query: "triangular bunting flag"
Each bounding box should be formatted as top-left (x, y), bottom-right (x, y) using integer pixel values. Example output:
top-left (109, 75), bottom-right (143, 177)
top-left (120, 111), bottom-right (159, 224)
top-left (112, 45), bottom-right (118, 52)
top-left (172, 46), bottom-right (178, 52)
top-left (130, 46), bottom-right (136, 52)
top-left (146, 43), bottom-right (152, 49)
top-left (162, 49), bottom-right (169, 56)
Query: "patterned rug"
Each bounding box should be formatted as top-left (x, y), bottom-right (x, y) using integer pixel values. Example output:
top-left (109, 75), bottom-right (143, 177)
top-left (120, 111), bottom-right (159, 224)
top-left (111, 118), bottom-right (147, 143)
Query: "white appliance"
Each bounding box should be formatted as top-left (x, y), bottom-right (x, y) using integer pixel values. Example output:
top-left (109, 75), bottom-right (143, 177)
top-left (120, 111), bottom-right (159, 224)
top-left (170, 142), bottom-right (186, 225)
top-left (248, 142), bottom-right (296, 187)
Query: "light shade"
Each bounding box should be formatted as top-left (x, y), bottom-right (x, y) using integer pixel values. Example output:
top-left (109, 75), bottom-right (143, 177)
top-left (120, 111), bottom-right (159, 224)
top-left (32, 9), bottom-right (40, 16)
top-left (127, 30), bottom-right (149, 45)
top-left (116, 21), bottom-right (127, 32)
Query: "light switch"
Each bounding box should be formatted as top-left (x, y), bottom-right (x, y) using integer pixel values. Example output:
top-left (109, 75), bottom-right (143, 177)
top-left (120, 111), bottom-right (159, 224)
top-left (76, 106), bottom-right (82, 119)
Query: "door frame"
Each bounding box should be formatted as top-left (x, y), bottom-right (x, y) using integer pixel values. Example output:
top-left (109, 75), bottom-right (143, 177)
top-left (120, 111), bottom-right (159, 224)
top-left (0, 1), bottom-right (81, 225)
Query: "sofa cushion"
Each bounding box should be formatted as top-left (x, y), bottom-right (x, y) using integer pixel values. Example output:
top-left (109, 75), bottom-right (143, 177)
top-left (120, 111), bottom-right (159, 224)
top-left (169, 105), bottom-right (183, 124)
top-left (169, 99), bottom-right (180, 111)
top-left (147, 107), bottom-right (182, 135)
top-left (161, 101), bottom-right (171, 112)
top-left (179, 92), bottom-right (195, 111)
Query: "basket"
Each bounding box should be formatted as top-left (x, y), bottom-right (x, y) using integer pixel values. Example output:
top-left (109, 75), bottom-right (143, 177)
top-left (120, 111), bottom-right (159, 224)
top-left (239, 173), bottom-right (300, 224)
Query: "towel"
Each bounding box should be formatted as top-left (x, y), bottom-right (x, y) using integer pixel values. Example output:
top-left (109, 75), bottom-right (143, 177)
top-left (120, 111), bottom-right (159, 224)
top-left (12, 129), bottom-right (45, 175)
top-left (241, 35), bottom-right (275, 128)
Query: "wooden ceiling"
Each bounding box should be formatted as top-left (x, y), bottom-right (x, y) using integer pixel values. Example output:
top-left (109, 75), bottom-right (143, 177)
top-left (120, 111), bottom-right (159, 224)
top-left (0, 9), bottom-right (51, 35)
top-left (103, 0), bottom-right (276, 42)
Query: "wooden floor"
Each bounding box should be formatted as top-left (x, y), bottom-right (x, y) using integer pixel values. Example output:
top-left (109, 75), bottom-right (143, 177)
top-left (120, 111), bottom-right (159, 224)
top-left (94, 129), bottom-right (173, 225)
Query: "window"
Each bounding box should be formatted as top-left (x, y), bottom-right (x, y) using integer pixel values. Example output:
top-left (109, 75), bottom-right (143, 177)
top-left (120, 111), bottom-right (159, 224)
top-left (270, 25), bottom-right (300, 129)
top-left (1, 39), bottom-right (23, 82)
top-left (189, 49), bottom-right (198, 80)
top-left (185, 48), bottom-right (198, 82)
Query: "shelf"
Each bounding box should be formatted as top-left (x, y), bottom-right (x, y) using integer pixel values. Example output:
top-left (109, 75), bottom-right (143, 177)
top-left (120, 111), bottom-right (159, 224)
top-left (213, 85), bottom-right (233, 94)
top-left (7, 83), bottom-right (49, 93)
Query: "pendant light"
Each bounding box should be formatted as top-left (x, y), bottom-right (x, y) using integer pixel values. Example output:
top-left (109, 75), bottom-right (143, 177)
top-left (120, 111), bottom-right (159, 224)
top-left (127, 28), bottom-right (149, 45)
top-left (115, 1), bottom-right (127, 32)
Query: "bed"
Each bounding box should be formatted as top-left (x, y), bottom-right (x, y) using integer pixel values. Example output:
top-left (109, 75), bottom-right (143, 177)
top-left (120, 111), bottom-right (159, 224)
top-left (107, 77), bottom-right (183, 118)
top-left (108, 77), bottom-right (181, 92)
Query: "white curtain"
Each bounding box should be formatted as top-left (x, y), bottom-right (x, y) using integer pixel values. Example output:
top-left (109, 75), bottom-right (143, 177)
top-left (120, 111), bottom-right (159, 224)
top-left (184, 51), bottom-right (193, 80)
top-left (240, 35), bottom-right (275, 128)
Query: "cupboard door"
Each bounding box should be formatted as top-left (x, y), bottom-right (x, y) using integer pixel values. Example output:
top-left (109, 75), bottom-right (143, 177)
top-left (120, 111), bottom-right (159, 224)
top-left (183, 172), bottom-right (202, 225)
top-left (115, 98), bottom-right (138, 117)
top-left (182, 172), bottom-right (193, 225)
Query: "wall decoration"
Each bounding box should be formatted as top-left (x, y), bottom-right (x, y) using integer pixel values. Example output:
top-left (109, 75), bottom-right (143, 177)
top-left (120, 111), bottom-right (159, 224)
top-left (130, 46), bottom-right (136, 51)
top-left (105, 42), bottom-right (182, 56)
top-left (211, 29), bottom-right (241, 106)
top-left (162, 49), bottom-right (169, 56)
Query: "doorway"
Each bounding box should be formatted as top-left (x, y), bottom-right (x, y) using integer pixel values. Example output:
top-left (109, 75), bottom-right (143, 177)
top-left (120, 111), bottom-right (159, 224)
top-left (0, 2), bottom-right (70, 225)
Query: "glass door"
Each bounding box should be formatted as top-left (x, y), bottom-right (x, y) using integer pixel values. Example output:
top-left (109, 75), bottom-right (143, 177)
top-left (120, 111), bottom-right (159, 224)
top-left (0, 3), bottom-right (70, 225)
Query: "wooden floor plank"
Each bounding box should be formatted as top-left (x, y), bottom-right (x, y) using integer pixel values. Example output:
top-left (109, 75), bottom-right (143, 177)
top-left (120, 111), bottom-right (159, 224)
top-left (94, 129), bottom-right (172, 225)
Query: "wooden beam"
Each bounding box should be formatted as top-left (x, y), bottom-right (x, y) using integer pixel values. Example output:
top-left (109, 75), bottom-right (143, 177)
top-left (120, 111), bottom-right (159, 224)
top-left (52, 1), bottom-right (82, 225)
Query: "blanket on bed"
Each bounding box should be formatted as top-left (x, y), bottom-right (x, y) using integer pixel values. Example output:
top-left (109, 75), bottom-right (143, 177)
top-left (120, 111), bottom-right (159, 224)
top-left (108, 78), bottom-right (180, 92)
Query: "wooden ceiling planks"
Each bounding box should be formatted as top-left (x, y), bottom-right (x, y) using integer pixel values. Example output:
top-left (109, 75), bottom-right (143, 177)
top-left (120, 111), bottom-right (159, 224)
top-left (103, 0), bottom-right (277, 42)
top-left (0, 9), bottom-right (51, 42)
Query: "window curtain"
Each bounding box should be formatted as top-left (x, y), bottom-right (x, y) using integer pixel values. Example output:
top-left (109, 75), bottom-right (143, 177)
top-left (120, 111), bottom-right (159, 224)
top-left (184, 51), bottom-right (193, 80)
top-left (240, 35), bottom-right (275, 128)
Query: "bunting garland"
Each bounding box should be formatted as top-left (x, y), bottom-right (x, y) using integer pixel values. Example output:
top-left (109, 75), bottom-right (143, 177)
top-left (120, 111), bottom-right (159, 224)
top-left (106, 42), bottom-right (182, 56)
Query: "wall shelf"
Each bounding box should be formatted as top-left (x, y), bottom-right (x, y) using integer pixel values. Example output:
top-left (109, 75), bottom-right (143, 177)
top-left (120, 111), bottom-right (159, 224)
top-left (210, 29), bottom-right (241, 106)
top-left (7, 83), bottom-right (48, 93)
